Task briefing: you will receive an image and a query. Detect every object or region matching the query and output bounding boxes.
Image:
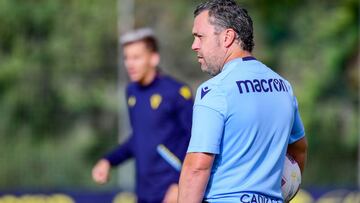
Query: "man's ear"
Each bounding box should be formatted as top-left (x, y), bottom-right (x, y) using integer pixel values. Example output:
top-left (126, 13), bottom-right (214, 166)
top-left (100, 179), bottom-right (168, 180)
top-left (224, 29), bottom-right (236, 48)
top-left (150, 52), bottom-right (160, 67)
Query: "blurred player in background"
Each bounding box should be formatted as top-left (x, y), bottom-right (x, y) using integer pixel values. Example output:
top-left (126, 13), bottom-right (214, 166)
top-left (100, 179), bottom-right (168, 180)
top-left (92, 28), bottom-right (193, 203)
top-left (178, 0), bottom-right (308, 202)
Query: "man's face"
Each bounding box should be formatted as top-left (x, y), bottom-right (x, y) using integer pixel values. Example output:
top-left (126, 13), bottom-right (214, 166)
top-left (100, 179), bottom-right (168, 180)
top-left (192, 11), bottom-right (225, 76)
top-left (123, 41), bottom-right (158, 83)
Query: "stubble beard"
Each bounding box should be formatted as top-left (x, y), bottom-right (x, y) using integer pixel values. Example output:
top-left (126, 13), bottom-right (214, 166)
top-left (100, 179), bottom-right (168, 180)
top-left (202, 61), bottom-right (220, 76)
top-left (201, 51), bottom-right (224, 76)
top-left (202, 37), bottom-right (224, 76)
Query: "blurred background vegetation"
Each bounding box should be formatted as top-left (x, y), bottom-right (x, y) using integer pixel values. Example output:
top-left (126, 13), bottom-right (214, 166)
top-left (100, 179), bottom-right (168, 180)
top-left (0, 0), bottom-right (358, 190)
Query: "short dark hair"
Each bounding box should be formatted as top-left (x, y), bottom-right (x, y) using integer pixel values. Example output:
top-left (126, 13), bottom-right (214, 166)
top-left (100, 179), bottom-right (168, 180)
top-left (123, 36), bottom-right (159, 53)
top-left (141, 36), bottom-right (159, 53)
top-left (194, 0), bottom-right (254, 52)
top-left (120, 28), bottom-right (159, 53)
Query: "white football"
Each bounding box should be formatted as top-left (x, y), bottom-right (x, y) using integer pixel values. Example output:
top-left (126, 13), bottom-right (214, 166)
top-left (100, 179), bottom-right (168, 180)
top-left (281, 154), bottom-right (301, 202)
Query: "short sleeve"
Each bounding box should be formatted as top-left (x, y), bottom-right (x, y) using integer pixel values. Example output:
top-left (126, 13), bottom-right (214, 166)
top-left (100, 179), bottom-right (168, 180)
top-left (289, 96), bottom-right (305, 144)
top-left (187, 84), bottom-right (227, 154)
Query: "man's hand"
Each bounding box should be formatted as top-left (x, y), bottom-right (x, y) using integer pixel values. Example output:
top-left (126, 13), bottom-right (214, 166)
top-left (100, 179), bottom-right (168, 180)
top-left (162, 183), bottom-right (179, 203)
top-left (92, 159), bottom-right (111, 184)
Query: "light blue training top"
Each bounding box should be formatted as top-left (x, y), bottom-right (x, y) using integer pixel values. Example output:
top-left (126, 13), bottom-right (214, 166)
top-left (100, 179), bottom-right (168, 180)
top-left (187, 57), bottom-right (305, 203)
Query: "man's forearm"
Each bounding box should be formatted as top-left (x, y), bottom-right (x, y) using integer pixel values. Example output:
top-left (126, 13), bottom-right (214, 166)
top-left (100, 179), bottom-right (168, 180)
top-left (290, 150), bottom-right (306, 173)
top-left (287, 137), bottom-right (308, 173)
top-left (178, 153), bottom-right (214, 203)
top-left (178, 165), bottom-right (210, 203)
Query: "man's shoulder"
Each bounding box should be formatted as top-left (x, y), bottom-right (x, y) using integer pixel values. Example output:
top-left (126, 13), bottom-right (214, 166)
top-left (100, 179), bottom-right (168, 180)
top-left (194, 78), bottom-right (227, 115)
top-left (125, 82), bottom-right (136, 93)
top-left (159, 74), bottom-right (188, 88)
top-left (126, 81), bottom-right (152, 97)
top-left (245, 60), bottom-right (296, 95)
top-left (196, 77), bottom-right (223, 97)
top-left (158, 74), bottom-right (193, 99)
top-left (268, 70), bottom-right (294, 95)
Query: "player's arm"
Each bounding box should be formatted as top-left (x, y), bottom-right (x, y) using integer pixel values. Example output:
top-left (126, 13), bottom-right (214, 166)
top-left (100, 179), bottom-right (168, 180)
top-left (103, 135), bottom-right (134, 166)
top-left (178, 152), bottom-right (215, 203)
top-left (92, 158), bottom-right (111, 184)
top-left (92, 135), bottom-right (134, 184)
top-left (287, 136), bottom-right (307, 174)
top-left (288, 95), bottom-right (307, 174)
top-left (176, 85), bottom-right (194, 138)
top-left (178, 85), bottom-right (225, 202)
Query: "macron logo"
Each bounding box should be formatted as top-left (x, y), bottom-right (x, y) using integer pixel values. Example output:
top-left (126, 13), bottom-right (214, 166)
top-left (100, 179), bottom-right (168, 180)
top-left (201, 86), bottom-right (211, 99)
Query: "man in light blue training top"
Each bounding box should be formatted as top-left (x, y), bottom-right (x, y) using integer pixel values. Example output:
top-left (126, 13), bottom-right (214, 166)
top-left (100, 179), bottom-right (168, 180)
top-left (178, 0), bottom-right (308, 203)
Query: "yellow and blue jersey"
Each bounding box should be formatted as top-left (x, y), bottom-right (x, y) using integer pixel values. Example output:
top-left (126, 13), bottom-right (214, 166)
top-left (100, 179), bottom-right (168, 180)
top-left (188, 57), bottom-right (305, 203)
top-left (104, 73), bottom-right (193, 202)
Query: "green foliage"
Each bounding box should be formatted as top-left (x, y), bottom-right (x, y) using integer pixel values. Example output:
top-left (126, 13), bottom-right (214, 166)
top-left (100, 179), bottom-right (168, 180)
top-left (0, 0), bottom-right (119, 188)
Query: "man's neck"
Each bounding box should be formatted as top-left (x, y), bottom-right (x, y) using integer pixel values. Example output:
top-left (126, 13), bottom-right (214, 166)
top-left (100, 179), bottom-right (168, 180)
top-left (139, 69), bottom-right (157, 86)
top-left (218, 49), bottom-right (252, 73)
top-left (224, 50), bottom-right (252, 64)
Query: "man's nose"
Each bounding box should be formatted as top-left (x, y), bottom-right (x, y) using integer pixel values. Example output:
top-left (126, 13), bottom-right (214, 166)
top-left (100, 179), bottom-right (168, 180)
top-left (191, 39), bottom-right (199, 51)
